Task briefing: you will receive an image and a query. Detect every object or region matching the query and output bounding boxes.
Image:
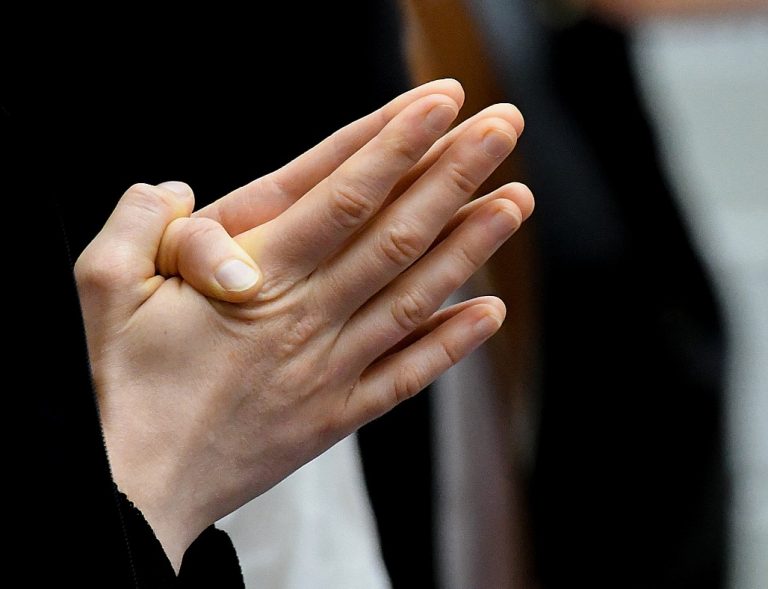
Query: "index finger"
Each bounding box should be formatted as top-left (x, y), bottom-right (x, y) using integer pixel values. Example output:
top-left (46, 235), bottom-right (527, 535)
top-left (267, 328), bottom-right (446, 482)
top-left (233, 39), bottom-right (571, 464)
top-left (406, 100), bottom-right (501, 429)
top-left (196, 79), bottom-right (466, 235)
top-left (234, 92), bottom-right (461, 286)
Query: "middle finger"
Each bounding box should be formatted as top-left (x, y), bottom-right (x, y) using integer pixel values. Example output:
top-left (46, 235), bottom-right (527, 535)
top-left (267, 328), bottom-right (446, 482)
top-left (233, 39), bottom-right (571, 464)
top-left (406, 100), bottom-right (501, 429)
top-left (315, 108), bottom-right (520, 313)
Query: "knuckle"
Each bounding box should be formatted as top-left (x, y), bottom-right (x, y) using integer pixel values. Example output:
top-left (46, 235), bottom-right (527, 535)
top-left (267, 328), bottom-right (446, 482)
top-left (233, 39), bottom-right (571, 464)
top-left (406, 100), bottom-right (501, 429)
top-left (380, 133), bottom-right (421, 168)
top-left (123, 183), bottom-right (175, 217)
top-left (446, 163), bottom-right (478, 195)
top-left (73, 250), bottom-right (98, 286)
top-left (180, 217), bottom-right (221, 247)
top-left (74, 246), bottom-right (129, 291)
top-left (253, 274), bottom-right (297, 302)
top-left (392, 365), bottom-right (425, 405)
top-left (439, 340), bottom-right (462, 366)
top-left (329, 178), bottom-right (377, 229)
top-left (391, 289), bottom-right (432, 333)
top-left (452, 241), bottom-right (485, 272)
top-left (377, 219), bottom-right (426, 267)
top-left (274, 311), bottom-right (325, 358)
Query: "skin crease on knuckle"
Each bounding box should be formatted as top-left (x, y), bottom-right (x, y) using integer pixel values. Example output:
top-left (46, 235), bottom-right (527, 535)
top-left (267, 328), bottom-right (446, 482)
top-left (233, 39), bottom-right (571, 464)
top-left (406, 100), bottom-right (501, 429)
top-left (377, 217), bottom-right (427, 268)
top-left (378, 127), bottom-right (425, 170)
top-left (446, 161), bottom-right (480, 195)
top-left (329, 176), bottom-right (379, 230)
top-left (437, 337), bottom-right (463, 367)
top-left (220, 283), bottom-right (338, 367)
top-left (83, 84), bottom-right (530, 567)
top-left (451, 239), bottom-right (488, 273)
top-left (274, 312), bottom-right (327, 359)
top-left (390, 288), bottom-right (432, 335)
top-left (324, 98), bottom-right (452, 233)
top-left (246, 271), bottom-right (299, 304)
top-left (124, 183), bottom-right (180, 218)
top-left (391, 363), bottom-right (427, 406)
top-left (442, 124), bottom-right (515, 193)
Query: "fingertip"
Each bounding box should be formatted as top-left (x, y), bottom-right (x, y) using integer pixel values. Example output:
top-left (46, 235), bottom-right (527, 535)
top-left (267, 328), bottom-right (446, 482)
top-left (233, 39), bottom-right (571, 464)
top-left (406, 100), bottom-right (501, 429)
top-left (504, 182), bottom-right (535, 221)
top-left (511, 105), bottom-right (524, 137)
top-left (472, 104), bottom-right (524, 138)
top-left (438, 78), bottom-right (466, 109)
top-left (384, 79), bottom-right (465, 128)
top-left (476, 297), bottom-right (506, 322)
top-left (481, 125), bottom-right (518, 159)
top-left (494, 103), bottom-right (524, 137)
top-left (488, 199), bottom-right (524, 239)
top-left (472, 302), bottom-right (505, 337)
top-left (422, 94), bottom-right (461, 134)
top-left (422, 78), bottom-right (465, 110)
top-left (470, 295), bottom-right (505, 309)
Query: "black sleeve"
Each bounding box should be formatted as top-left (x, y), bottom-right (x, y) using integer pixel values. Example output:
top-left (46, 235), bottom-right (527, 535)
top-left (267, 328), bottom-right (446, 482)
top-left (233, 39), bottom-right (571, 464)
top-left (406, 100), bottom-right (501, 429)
top-left (120, 490), bottom-right (243, 588)
top-left (7, 102), bottom-right (243, 586)
top-left (7, 7), bottom-right (404, 584)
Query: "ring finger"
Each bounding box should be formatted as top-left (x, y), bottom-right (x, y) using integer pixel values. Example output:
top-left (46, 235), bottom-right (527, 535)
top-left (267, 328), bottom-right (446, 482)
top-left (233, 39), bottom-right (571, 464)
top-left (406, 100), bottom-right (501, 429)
top-left (337, 196), bottom-right (524, 367)
top-left (316, 111), bottom-right (519, 314)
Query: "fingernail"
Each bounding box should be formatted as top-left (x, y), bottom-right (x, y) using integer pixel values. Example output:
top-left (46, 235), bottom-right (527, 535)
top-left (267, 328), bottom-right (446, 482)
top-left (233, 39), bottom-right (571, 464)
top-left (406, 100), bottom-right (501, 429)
top-left (424, 104), bottom-right (457, 134)
top-left (215, 260), bottom-right (260, 292)
top-left (482, 129), bottom-right (515, 158)
top-left (474, 313), bottom-right (503, 337)
top-left (158, 181), bottom-right (191, 195)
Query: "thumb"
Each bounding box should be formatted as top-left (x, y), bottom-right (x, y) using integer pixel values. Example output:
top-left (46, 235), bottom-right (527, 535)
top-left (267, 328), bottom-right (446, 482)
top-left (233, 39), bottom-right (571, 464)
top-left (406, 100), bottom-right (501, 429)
top-left (76, 181), bottom-right (194, 310)
top-left (157, 216), bottom-right (262, 303)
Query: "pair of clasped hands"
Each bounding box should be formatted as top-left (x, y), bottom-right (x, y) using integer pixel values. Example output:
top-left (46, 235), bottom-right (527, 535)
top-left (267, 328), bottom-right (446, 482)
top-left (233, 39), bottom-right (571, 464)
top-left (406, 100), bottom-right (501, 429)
top-left (76, 80), bottom-right (533, 569)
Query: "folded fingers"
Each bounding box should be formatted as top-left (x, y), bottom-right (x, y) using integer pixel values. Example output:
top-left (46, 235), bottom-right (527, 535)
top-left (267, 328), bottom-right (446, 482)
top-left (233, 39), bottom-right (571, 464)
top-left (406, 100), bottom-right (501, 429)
top-left (345, 298), bottom-right (506, 424)
top-left (316, 109), bottom-right (521, 313)
top-left (157, 217), bottom-right (262, 303)
top-left (196, 79), bottom-right (465, 236)
top-left (338, 196), bottom-right (523, 368)
top-left (235, 92), bottom-right (462, 296)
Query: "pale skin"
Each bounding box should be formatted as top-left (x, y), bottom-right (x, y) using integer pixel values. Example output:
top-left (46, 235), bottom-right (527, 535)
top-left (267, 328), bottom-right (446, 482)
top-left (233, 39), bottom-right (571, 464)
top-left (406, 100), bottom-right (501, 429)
top-left (75, 80), bottom-right (534, 572)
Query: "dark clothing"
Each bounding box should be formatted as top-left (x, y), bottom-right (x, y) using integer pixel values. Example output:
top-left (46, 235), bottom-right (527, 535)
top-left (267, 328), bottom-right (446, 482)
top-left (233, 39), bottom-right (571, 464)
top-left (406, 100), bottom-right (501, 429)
top-left (469, 2), bottom-right (727, 586)
top-left (16, 199), bottom-right (244, 587)
top-left (7, 5), bottom-right (415, 586)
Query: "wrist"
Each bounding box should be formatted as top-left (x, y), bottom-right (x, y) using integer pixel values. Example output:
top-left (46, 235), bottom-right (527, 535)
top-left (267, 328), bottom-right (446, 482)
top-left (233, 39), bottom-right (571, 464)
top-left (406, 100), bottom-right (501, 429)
top-left (101, 412), bottom-right (212, 572)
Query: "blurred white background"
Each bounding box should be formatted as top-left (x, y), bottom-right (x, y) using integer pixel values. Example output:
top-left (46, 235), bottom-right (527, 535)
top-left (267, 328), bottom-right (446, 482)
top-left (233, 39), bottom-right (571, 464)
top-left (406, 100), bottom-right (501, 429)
top-left (633, 16), bottom-right (768, 588)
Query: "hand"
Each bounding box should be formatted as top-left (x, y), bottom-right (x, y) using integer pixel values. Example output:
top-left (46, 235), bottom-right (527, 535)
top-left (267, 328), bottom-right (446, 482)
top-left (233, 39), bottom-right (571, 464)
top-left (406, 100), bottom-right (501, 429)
top-left (75, 80), bottom-right (533, 570)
